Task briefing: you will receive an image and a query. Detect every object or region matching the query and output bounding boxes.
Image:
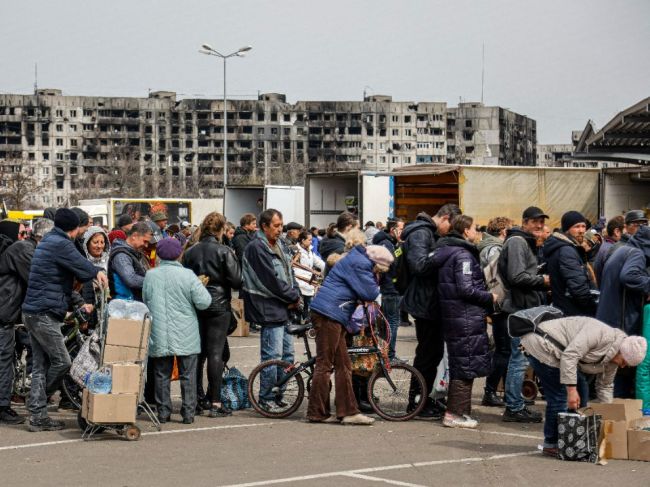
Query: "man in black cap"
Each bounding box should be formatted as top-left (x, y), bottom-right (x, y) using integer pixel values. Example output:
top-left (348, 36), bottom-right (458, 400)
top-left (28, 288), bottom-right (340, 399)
top-left (543, 211), bottom-right (598, 316)
top-left (282, 222), bottom-right (303, 257)
top-left (116, 213), bottom-right (134, 234)
top-left (498, 206), bottom-right (550, 423)
top-left (71, 207), bottom-right (91, 255)
top-left (22, 208), bottom-right (108, 432)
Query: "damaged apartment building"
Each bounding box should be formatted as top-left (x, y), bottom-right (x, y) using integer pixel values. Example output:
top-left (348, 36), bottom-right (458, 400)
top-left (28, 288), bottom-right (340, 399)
top-left (0, 90), bottom-right (536, 208)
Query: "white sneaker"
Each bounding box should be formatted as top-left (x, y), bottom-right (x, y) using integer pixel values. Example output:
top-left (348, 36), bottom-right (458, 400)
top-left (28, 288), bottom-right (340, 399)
top-left (442, 413), bottom-right (478, 429)
top-left (341, 413), bottom-right (375, 425)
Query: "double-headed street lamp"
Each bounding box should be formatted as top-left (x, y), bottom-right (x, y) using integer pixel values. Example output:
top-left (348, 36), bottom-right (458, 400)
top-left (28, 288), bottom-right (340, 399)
top-left (199, 44), bottom-right (252, 215)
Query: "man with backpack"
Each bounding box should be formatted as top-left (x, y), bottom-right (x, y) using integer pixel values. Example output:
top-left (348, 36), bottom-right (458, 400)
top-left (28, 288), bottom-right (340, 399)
top-left (477, 216), bottom-right (513, 407)
top-left (518, 315), bottom-right (647, 457)
top-left (372, 218), bottom-right (405, 363)
top-left (400, 204), bottom-right (461, 418)
top-left (498, 206), bottom-right (550, 423)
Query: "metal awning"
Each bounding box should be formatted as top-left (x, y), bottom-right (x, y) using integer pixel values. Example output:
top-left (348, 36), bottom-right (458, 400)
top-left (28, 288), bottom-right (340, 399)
top-left (574, 97), bottom-right (650, 164)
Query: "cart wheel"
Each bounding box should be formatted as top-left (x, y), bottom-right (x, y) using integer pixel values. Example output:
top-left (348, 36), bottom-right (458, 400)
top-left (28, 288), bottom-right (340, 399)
top-left (77, 411), bottom-right (105, 434)
top-left (307, 328), bottom-right (317, 340)
top-left (124, 425), bottom-right (141, 441)
top-left (521, 379), bottom-right (539, 401)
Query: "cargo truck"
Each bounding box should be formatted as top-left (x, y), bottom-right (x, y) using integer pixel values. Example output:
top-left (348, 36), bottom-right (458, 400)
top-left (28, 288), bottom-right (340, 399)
top-left (224, 185), bottom-right (304, 224)
top-left (305, 165), bottom-right (602, 229)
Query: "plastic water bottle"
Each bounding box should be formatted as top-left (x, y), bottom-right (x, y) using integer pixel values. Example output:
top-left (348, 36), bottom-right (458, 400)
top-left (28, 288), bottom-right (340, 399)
top-left (125, 301), bottom-right (148, 321)
top-left (86, 370), bottom-right (112, 394)
top-left (107, 299), bottom-right (128, 319)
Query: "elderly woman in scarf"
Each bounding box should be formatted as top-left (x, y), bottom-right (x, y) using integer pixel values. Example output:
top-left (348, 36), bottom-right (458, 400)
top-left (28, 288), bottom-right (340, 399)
top-left (76, 226), bottom-right (111, 326)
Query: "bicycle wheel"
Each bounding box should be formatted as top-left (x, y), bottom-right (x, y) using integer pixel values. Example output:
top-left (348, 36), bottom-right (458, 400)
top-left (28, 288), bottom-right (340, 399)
top-left (248, 360), bottom-right (305, 419)
top-left (368, 363), bottom-right (426, 421)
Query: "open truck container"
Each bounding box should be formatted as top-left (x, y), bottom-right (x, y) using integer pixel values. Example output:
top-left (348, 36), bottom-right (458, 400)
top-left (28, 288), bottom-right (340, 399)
top-left (600, 166), bottom-right (650, 220)
top-left (224, 185), bottom-right (304, 224)
top-left (306, 165), bottom-right (600, 229)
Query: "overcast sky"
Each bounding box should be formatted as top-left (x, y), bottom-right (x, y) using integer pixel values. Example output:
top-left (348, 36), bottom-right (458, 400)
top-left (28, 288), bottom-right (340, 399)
top-left (1, 0), bottom-right (648, 143)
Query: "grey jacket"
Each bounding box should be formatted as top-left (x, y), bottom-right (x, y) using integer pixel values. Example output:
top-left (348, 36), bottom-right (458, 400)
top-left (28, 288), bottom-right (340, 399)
top-left (520, 316), bottom-right (627, 403)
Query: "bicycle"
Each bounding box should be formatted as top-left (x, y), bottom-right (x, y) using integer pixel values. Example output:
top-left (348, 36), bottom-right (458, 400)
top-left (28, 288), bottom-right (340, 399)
top-left (247, 321), bottom-right (427, 421)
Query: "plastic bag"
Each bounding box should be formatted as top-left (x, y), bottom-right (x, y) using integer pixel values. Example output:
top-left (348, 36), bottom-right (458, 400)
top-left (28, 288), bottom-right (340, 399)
top-left (69, 332), bottom-right (102, 388)
top-left (220, 367), bottom-right (250, 410)
top-left (108, 299), bottom-right (149, 321)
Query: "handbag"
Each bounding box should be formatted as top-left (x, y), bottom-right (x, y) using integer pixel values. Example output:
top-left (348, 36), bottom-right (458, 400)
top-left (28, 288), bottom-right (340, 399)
top-left (69, 331), bottom-right (102, 388)
top-left (557, 408), bottom-right (602, 463)
top-left (220, 366), bottom-right (251, 410)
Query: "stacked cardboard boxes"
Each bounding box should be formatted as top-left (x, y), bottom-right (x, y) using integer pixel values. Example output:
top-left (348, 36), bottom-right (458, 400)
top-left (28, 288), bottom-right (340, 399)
top-left (81, 316), bottom-right (149, 425)
top-left (590, 399), bottom-right (650, 462)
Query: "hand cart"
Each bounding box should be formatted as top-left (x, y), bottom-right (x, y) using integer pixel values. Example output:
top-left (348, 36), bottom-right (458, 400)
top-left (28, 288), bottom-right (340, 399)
top-left (78, 293), bottom-right (161, 441)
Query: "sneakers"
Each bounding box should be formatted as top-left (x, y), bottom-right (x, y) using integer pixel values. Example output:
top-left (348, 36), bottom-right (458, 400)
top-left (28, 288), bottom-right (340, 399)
top-left (481, 391), bottom-right (505, 407)
top-left (28, 416), bottom-right (65, 432)
top-left (341, 413), bottom-right (375, 425)
top-left (208, 405), bottom-right (232, 418)
top-left (442, 413), bottom-right (479, 429)
top-left (502, 406), bottom-right (542, 423)
top-left (410, 398), bottom-right (445, 419)
top-left (182, 416), bottom-right (194, 425)
top-left (390, 356), bottom-right (409, 366)
top-left (0, 407), bottom-right (26, 425)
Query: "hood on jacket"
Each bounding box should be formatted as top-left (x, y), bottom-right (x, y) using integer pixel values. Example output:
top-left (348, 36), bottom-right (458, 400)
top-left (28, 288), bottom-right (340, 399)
top-left (234, 227), bottom-right (250, 237)
top-left (0, 220), bottom-right (21, 242)
top-left (477, 233), bottom-right (503, 254)
top-left (371, 229), bottom-right (396, 246)
top-left (401, 218), bottom-right (437, 241)
top-left (543, 232), bottom-right (586, 260)
top-left (432, 233), bottom-right (479, 264)
top-left (629, 225), bottom-right (650, 263)
top-left (83, 226), bottom-right (111, 270)
top-left (505, 227), bottom-right (538, 252)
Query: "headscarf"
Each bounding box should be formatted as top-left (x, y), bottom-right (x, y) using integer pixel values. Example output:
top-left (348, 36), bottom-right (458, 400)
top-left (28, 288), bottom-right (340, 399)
top-left (83, 226), bottom-right (111, 270)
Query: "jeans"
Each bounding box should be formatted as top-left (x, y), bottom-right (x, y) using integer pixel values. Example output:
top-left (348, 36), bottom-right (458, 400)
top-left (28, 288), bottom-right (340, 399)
top-left (505, 337), bottom-right (527, 411)
top-left (23, 313), bottom-right (72, 420)
top-left (153, 354), bottom-right (198, 420)
top-left (301, 295), bottom-right (313, 322)
top-left (259, 323), bottom-right (295, 402)
top-left (15, 326), bottom-right (33, 375)
top-left (0, 326), bottom-right (15, 408)
top-left (485, 313), bottom-right (511, 394)
top-left (381, 294), bottom-right (401, 360)
top-left (527, 355), bottom-right (566, 447)
top-left (307, 312), bottom-right (359, 420)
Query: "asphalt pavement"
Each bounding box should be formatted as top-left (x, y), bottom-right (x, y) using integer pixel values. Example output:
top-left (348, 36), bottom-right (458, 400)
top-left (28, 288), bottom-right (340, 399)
top-left (1, 326), bottom-right (649, 487)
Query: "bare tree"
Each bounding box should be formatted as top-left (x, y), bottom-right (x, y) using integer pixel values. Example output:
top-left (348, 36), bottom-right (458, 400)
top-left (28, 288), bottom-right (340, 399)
top-left (0, 156), bottom-right (49, 209)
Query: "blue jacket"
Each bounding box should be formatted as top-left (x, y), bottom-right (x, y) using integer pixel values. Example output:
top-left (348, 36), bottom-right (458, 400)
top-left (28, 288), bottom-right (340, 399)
top-left (432, 235), bottom-right (493, 380)
top-left (143, 260), bottom-right (212, 357)
top-left (23, 227), bottom-right (100, 319)
top-left (241, 231), bottom-right (301, 325)
top-left (311, 235), bottom-right (321, 259)
top-left (596, 226), bottom-right (650, 336)
top-left (310, 245), bottom-right (380, 326)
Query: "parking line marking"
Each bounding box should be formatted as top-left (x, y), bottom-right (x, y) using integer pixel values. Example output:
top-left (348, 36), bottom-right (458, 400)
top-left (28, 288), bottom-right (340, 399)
top-left (0, 422), bottom-right (276, 452)
top-left (218, 450), bottom-right (539, 487)
top-left (343, 472), bottom-right (427, 486)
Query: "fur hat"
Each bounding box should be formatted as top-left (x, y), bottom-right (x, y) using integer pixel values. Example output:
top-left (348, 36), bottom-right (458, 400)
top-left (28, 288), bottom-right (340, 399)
top-left (619, 336), bottom-right (647, 367)
top-left (366, 245), bottom-right (394, 267)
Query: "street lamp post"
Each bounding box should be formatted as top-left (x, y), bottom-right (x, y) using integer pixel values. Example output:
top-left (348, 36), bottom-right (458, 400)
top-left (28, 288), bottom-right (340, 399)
top-left (199, 44), bottom-right (252, 217)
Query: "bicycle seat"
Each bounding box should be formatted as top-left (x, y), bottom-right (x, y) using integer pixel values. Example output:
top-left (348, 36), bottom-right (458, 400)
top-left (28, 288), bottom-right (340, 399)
top-left (286, 322), bottom-right (312, 336)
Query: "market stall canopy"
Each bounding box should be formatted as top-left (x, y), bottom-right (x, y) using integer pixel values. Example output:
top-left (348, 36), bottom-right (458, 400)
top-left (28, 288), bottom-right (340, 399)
top-left (574, 97), bottom-right (650, 165)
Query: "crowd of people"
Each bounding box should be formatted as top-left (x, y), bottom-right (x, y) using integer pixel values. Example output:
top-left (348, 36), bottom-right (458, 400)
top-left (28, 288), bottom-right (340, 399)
top-left (0, 201), bottom-right (648, 459)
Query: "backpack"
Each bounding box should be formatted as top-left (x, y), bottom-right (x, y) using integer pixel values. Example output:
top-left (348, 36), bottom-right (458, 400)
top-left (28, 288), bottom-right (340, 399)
top-left (393, 245), bottom-right (410, 295)
top-left (507, 305), bottom-right (564, 340)
top-left (482, 246), bottom-right (506, 309)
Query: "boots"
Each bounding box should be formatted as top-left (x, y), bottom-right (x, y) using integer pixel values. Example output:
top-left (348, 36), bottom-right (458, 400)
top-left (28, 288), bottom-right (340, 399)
top-left (481, 390), bottom-right (505, 407)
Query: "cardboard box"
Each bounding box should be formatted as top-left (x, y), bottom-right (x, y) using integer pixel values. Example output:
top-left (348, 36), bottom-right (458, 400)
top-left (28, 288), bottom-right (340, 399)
top-left (601, 420), bottom-right (629, 460)
top-left (109, 363), bottom-right (142, 394)
top-left (85, 392), bottom-right (138, 424)
top-left (106, 317), bottom-right (151, 349)
top-left (231, 298), bottom-right (250, 337)
top-left (628, 428), bottom-right (650, 462)
top-left (589, 399), bottom-right (643, 424)
top-left (81, 388), bottom-right (90, 420)
top-left (103, 344), bottom-right (145, 364)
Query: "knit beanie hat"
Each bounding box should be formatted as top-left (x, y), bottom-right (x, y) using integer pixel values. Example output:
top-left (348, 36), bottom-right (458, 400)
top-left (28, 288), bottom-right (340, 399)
top-left (108, 230), bottom-right (127, 244)
top-left (561, 211), bottom-right (587, 233)
top-left (71, 207), bottom-right (90, 226)
top-left (366, 245), bottom-right (394, 267)
top-left (156, 237), bottom-right (182, 261)
top-left (619, 336), bottom-right (647, 367)
top-left (54, 208), bottom-right (80, 232)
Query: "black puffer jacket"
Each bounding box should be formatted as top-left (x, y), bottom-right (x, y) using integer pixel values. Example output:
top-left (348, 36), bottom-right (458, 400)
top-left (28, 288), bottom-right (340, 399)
top-left (432, 234), bottom-right (493, 380)
top-left (319, 233), bottom-right (346, 261)
top-left (232, 227), bottom-right (254, 263)
top-left (182, 236), bottom-right (242, 314)
top-left (401, 216), bottom-right (440, 320)
top-left (0, 238), bottom-right (37, 325)
top-left (543, 232), bottom-right (598, 316)
top-left (498, 228), bottom-right (546, 313)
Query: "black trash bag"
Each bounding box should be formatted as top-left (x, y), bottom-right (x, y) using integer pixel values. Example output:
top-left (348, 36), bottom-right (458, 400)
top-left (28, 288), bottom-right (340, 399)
top-left (507, 305), bottom-right (563, 338)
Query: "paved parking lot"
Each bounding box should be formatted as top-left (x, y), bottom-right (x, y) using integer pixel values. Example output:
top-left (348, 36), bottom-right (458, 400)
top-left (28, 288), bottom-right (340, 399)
top-left (1, 327), bottom-right (649, 486)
